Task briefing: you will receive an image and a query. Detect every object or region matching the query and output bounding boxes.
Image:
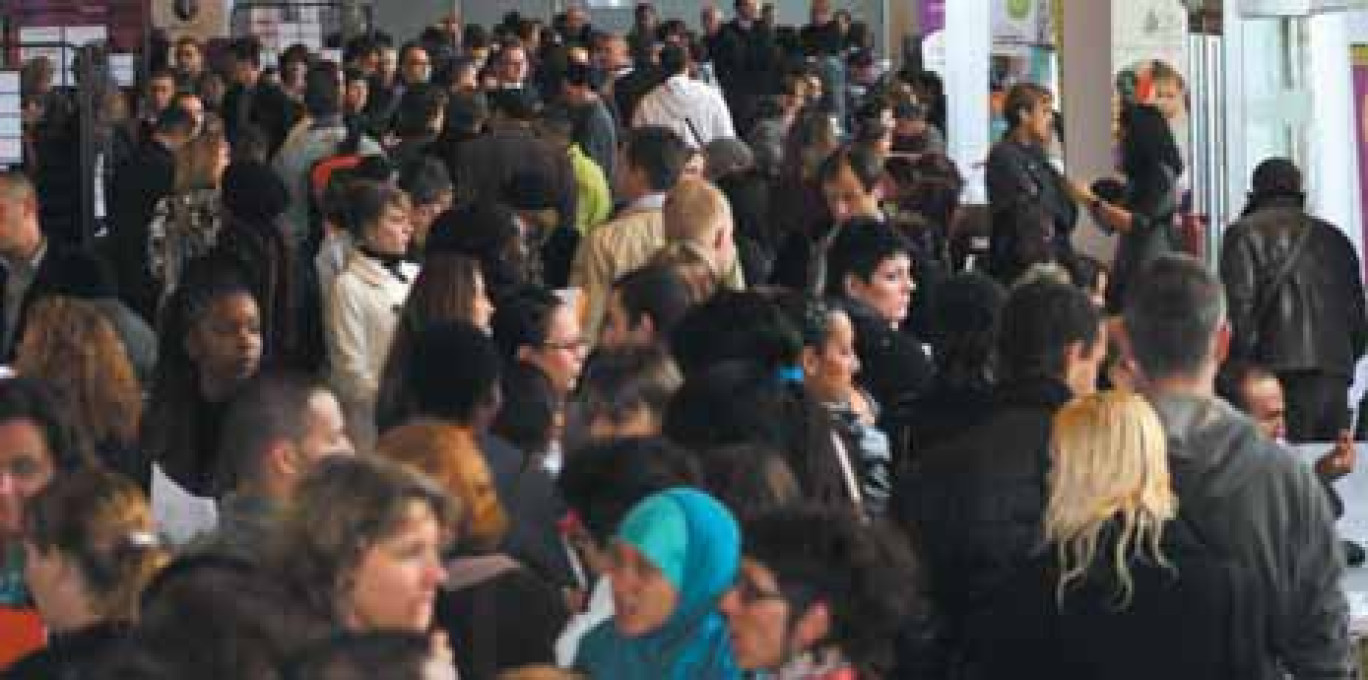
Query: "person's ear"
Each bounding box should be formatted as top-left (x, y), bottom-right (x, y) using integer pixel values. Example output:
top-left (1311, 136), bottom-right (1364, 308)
top-left (791, 600), bottom-right (833, 651)
top-left (801, 346), bottom-right (821, 375)
top-left (633, 313), bottom-right (656, 341)
top-left (1214, 320), bottom-right (1231, 365)
top-left (843, 273), bottom-right (865, 300)
top-left (266, 440), bottom-right (301, 479)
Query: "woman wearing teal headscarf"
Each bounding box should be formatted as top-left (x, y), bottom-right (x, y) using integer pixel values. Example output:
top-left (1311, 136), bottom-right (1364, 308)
top-left (574, 487), bottom-right (742, 679)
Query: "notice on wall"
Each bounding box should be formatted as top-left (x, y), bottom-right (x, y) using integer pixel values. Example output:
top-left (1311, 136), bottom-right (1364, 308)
top-left (0, 72), bottom-right (20, 170)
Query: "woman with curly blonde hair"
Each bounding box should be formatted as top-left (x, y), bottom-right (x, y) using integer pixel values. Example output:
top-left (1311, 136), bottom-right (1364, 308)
top-left (975, 391), bottom-right (1257, 678)
top-left (15, 296), bottom-right (146, 487)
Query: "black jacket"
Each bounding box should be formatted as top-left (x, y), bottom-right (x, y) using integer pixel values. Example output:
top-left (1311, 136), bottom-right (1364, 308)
top-left (984, 138), bottom-right (1078, 284)
top-left (1220, 204), bottom-right (1368, 377)
top-left (1107, 163), bottom-right (1179, 312)
top-left (109, 139), bottom-right (175, 320)
top-left (4, 621), bottom-right (128, 680)
top-left (893, 377), bottom-right (1071, 669)
top-left (222, 80), bottom-right (299, 157)
top-left (2, 241), bottom-right (110, 360)
top-left (712, 19), bottom-right (779, 132)
top-left (842, 297), bottom-right (934, 434)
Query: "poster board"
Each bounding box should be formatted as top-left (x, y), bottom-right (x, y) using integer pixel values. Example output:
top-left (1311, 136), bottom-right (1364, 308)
top-left (0, 72), bottom-right (21, 169)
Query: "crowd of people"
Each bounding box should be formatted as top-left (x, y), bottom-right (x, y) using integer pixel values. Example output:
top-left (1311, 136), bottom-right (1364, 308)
top-left (1, 0), bottom-right (1366, 678)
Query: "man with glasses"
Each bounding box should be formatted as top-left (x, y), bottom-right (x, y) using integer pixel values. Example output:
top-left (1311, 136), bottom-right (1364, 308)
top-left (720, 507), bottom-right (921, 679)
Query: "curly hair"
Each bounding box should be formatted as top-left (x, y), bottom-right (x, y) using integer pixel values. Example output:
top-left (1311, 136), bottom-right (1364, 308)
top-left (16, 296), bottom-right (143, 451)
top-left (266, 456), bottom-right (461, 626)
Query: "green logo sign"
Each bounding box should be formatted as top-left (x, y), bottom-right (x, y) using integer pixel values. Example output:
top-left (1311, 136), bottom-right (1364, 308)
top-left (1007, 0), bottom-right (1033, 20)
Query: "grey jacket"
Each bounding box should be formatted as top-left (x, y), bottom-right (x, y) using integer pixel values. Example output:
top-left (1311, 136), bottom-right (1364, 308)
top-left (1151, 393), bottom-right (1353, 679)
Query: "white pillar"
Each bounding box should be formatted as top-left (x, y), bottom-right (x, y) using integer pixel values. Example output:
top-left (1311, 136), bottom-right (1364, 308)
top-left (1058, 0), bottom-right (1118, 261)
top-left (944, 0), bottom-right (992, 203)
top-left (1308, 12), bottom-right (1365, 257)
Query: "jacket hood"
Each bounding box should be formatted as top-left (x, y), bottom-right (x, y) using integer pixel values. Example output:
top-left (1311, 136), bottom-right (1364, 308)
top-left (1148, 393), bottom-right (1267, 499)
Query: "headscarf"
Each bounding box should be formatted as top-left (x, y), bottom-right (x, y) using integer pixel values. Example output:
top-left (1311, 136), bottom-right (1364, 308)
top-left (575, 488), bottom-right (742, 680)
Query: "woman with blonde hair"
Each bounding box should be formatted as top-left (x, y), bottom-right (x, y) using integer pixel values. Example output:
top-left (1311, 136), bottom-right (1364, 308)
top-left (148, 128), bottom-right (231, 309)
top-left (8, 468), bottom-right (169, 677)
top-left (375, 420), bottom-right (569, 680)
top-left (15, 296), bottom-right (146, 487)
top-left (976, 391), bottom-right (1257, 678)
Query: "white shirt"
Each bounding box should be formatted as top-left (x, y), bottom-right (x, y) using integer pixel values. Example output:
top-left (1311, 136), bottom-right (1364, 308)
top-left (632, 74), bottom-right (736, 148)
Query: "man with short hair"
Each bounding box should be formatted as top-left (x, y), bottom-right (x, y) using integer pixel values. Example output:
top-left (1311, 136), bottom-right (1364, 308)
top-left (397, 157), bottom-right (454, 253)
top-left (661, 176), bottom-right (744, 289)
top-left (599, 264), bottom-right (693, 349)
top-left (721, 507), bottom-right (919, 678)
top-left (110, 106), bottom-right (197, 320)
top-left (1220, 158), bottom-right (1368, 443)
top-left (192, 373), bottom-right (353, 562)
top-left (712, 0), bottom-right (780, 135)
top-left (561, 60), bottom-right (617, 183)
top-left (897, 280), bottom-right (1105, 675)
top-left (221, 36), bottom-right (297, 155)
top-left (571, 125), bottom-right (690, 337)
top-left (631, 43), bottom-right (735, 149)
top-left (1127, 253), bottom-right (1352, 677)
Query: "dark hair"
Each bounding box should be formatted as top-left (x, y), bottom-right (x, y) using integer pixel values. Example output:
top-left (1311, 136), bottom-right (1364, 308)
top-left (491, 361), bottom-right (558, 456)
top-left (1123, 254), bottom-right (1225, 381)
top-left (557, 437), bottom-right (700, 545)
top-left (817, 145), bottom-right (884, 193)
top-left (928, 273), bottom-right (1006, 386)
top-left (613, 264), bottom-right (693, 342)
top-left (716, 169), bottom-right (775, 253)
top-left (227, 37), bottom-right (263, 68)
top-left (286, 630), bottom-right (433, 680)
top-left (280, 44), bottom-right (313, 69)
top-left (566, 345), bottom-right (682, 447)
top-left (996, 280), bottom-right (1101, 383)
top-left (742, 507), bottom-right (922, 676)
top-left (0, 376), bottom-right (87, 473)
top-left (407, 320), bottom-right (502, 425)
top-left (695, 443), bottom-right (802, 519)
top-left (425, 202), bottom-right (524, 298)
top-left (341, 180), bottom-right (406, 241)
top-left (343, 66), bottom-right (368, 85)
top-left (216, 372), bottom-right (330, 493)
top-left (392, 84), bottom-right (448, 138)
top-left (670, 291), bottom-right (802, 376)
top-left (397, 157), bottom-right (453, 207)
top-left (659, 42), bottom-right (688, 76)
top-left (1002, 82), bottom-right (1052, 130)
top-left (622, 125), bottom-right (690, 193)
top-left (824, 219), bottom-right (912, 297)
top-left (1216, 359), bottom-right (1277, 412)
top-left (491, 286), bottom-right (562, 360)
top-left (154, 104), bottom-right (196, 137)
top-left (303, 61), bottom-right (342, 118)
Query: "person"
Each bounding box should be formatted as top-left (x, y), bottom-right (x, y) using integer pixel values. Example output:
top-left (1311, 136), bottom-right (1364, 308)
top-left (1087, 104), bottom-right (1184, 311)
top-left (786, 296), bottom-right (892, 515)
top-left (492, 286), bottom-right (587, 401)
top-left (632, 43), bottom-right (735, 149)
top-left (598, 264), bottom-right (694, 349)
top-left (570, 126), bottom-right (690, 338)
top-left (564, 345), bottom-right (682, 449)
top-left (720, 506), bottom-right (920, 679)
top-left (142, 263), bottom-right (263, 503)
top-left (6, 469), bottom-right (168, 679)
top-left (660, 177), bottom-right (746, 292)
top-left (0, 172), bottom-right (108, 361)
top-left (388, 85), bottom-right (449, 171)
top-left (172, 36), bottom-right (207, 92)
top-left (712, 0), bottom-right (779, 135)
top-left (1124, 253), bottom-right (1353, 676)
top-left (286, 630), bottom-right (458, 680)
top-left (0, 378), bottom-right (88, 668)
top-left (191, 373), bottom-right (353, 563)
top-left (1219, 158), bottom-right (1368, 442)
top-left (424, 201), bottom-right (528, 302)
top-left (537, 109), bottom-right (612, 235)
top-left (267, 455), bottom-right (457, 634)
top-left (398, 157), bottom-right (455, 253)
top-left (375, 421), bottom-right (569, 679)
top-left (326, 180), bottom-right (417, 451)
top-left (110, 106), bottom-right (198, 321)
top-left (891, 100), bottom-right (945, 156)
top-left (221, 36), bottom-right (299, 156)
top-left (773, 144), bottom-right (885, 293)
top-left (14, 297), bottom-right (146, 487)
top-left (573, 488), bottom-right (742, 679)
top-left (275, 61), bottom-right (385, 251)
top-left (139, 69), bottom-right (179, 135)
top-left (376, 253), bottom-right (494, 433)
top-left (976, 391), bottom-right (1259, 678)
top-left (147, 129), bottom-right (231, 312)
top-left (985, 83), bottom-right (1086, 285)
top-left (897, 280), bottom-right (1105, 675)
top-left (905, 272), bottom-right (1006, 453)
top-left (560, 60), bottom-right (617, 184)
top-left (823, 221), bottom-right (933, 437)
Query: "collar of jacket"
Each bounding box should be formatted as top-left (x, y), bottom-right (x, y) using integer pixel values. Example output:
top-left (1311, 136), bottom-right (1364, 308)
top-left (993, 376), bottom-right (1073, 411)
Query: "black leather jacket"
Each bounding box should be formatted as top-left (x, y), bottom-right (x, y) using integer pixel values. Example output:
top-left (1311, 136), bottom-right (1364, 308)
top-left (1219, 204), bottom-right (1368, 377)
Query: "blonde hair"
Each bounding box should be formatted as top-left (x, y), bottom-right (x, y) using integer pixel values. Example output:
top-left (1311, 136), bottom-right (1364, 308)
top-left (375, 420), bottom-right (510, 551)
top-left (174, 129), bottom-right (227, 194)
top-left (650, 241), bottom-right (720, 304)
top-left (663, 177), bottom-right (731, 246)
top-left (1045, 391), bottom-right (1176, 607)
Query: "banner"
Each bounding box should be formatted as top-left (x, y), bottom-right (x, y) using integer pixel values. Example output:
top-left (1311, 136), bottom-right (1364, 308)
top-left (921, 0), bottom-right (945, 34)
top-left (1352, 44), bottom-right (1368, 276)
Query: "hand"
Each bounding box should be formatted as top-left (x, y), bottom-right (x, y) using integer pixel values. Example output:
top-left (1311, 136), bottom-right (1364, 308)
top-left (1316, 430), bottom-right (1356, 480)
top-left (1066, 177), bottom-right (1095, 205)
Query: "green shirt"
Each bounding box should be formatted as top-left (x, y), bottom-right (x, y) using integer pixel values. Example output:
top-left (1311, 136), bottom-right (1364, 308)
top-left (569, 145), bottom-right (612, 234)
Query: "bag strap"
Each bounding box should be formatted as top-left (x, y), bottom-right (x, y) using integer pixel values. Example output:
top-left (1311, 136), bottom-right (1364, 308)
top-left (1251, 217), bottom-right (1314, 324)
top-left (445, 555), bottom-right (520, 591)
